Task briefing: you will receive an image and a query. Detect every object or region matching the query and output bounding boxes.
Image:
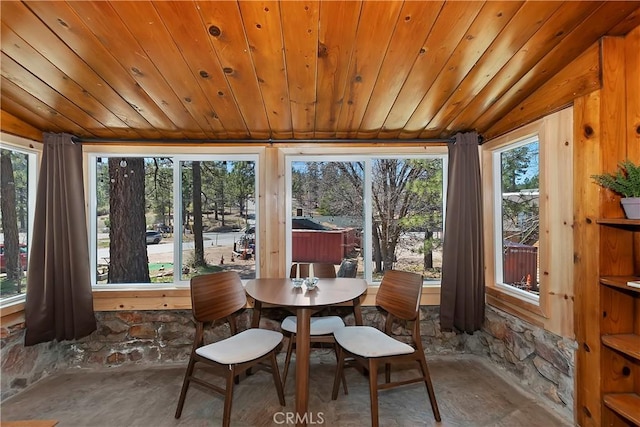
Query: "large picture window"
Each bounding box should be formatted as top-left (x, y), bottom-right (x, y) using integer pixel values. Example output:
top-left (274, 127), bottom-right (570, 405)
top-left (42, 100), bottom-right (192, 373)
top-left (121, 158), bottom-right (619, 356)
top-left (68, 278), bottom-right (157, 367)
top-left (286, 155), bottom-right (446, 283)
top-left (0, 142), bottom-right (37, 305)
top-left (91, 154), bottom-right (257, 286)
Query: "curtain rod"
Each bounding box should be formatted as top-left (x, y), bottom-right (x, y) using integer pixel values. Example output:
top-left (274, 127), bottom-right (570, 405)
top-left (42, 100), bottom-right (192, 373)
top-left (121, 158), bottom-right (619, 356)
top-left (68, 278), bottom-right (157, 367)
top-left (71, 136), bottom-right (484, 145)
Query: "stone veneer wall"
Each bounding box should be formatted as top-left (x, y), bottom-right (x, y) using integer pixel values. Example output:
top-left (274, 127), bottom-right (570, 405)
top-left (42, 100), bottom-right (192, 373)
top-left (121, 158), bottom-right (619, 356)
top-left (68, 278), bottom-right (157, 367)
top-left (1, 305), bottom-right (575, 421)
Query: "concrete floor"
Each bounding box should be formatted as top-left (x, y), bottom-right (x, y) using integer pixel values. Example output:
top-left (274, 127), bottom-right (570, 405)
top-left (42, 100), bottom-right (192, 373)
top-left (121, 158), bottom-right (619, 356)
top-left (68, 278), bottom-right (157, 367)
top-left (1, 352), bottom-right (572, 427)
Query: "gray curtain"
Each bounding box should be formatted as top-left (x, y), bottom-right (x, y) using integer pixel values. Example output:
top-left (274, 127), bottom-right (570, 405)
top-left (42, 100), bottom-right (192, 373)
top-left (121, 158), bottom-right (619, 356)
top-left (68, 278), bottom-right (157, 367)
top-left (25, 133), bottom-right (96, 346)
top-left (439, 131), bottom-right (485, 333)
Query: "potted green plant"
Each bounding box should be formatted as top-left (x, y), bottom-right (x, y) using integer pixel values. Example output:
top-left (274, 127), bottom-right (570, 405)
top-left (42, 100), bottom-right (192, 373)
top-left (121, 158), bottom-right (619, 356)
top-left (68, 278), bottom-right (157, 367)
top-left (591, 159), bottom-right (640, 219)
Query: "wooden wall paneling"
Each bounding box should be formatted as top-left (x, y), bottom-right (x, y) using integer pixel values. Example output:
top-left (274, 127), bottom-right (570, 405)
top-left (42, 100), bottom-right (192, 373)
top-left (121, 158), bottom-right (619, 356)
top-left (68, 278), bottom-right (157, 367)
top-left (197, 1), bottom-right (271, 139)
top-left (401, 1), bottom-right (524, 138)
top-left (541, 108), bottom-right (574, 337)
top-left (0, 53), bottom-right (114, 137)
top-left (109, 1), bottom-right (225, 137)
top-left (314, 1), bottom-right (361, 139)
top-left (154, 1), bottom-right (250, 139)
top-left (447, 0), bottom-right (602, 134)
top-left (66, 1), bottom-right (202, 138)
top-left (475, 1), bottom-right (640, 137)
top-left (484, 43), bottom-right (600, 139)
top-left (334, 0), bottom-right (403, 139)
top-left (626, 26), bottom-right (640, 279)
top-left (261, 146), bottom-right (283, 278)
top-left (0, 109), bottom-right (43, 141)
top-left (378, 1), bottom-right (483, 139)
top-left (573, 90), bottom-right (602, 427)
top-left (237, 1), bottom-right (292, 140)
top-left (22, 0), bottom-right (180, 136)
top-left (356, 0), bottom-right (443, 138)
top-left (280, 1), bottom-right (319, 139)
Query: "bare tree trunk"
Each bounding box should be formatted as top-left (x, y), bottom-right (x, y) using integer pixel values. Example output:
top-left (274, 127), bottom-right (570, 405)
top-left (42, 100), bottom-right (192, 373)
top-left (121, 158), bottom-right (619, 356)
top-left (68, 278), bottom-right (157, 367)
top-left (108, 158), bottom-right (150, 283)
top-left (0, 150), bottom-right (22, 291)
top-left (372, 222), bottom-right (382, 273)
top-left (192, 161), bottom-right (205, 267)
top-left (423, 230), bottom-right (434, 269)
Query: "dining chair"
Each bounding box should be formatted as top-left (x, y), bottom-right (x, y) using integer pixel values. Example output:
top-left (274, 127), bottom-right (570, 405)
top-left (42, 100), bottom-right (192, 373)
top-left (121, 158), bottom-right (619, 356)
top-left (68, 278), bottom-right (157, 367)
top-left (281, 262), bottom-right (347, 392)
top-left (331, 269), bottom-right (441, 427)
top-left (175, 271), bottom-right (285, 427)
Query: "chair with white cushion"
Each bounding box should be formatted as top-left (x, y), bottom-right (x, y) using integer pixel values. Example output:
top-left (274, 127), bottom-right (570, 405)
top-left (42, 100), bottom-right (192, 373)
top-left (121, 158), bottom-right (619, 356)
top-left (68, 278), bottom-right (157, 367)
top-left (331, 269), bottom-right (440, 427)
top-left (175, 271), bottom-right (285, 427)
top-left (281, 263), bottom-right (347, 392)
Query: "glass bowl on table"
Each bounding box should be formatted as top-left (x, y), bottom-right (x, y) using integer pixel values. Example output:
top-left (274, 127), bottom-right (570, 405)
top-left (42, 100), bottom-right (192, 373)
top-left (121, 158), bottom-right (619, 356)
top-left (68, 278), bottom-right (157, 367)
top-left (304, 277), bottom-right (319, 291)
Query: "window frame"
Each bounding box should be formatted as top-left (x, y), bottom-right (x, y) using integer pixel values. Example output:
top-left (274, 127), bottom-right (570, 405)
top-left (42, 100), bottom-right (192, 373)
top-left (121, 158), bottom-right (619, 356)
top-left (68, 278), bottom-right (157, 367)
top-left (284, 149), bottom-right (448, 285)
top-left (481, 109), bottom-right (574, 335)
top-left (0, 134), bottom-right (40, 308)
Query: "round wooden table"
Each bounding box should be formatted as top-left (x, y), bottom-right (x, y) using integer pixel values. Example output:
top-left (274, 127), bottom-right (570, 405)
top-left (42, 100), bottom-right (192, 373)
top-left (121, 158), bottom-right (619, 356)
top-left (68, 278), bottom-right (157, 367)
top-left (245, 277), bottom-right (367, 427)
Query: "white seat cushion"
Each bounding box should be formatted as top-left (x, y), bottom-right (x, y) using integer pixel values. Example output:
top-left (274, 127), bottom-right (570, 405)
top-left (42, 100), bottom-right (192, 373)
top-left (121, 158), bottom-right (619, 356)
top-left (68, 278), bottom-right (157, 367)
top-left (281, 315), bottom-right (345, 335)
top-left (196, 328), bottom-right (283, 365)
top-left (333, 326), bottom-right (415, 358)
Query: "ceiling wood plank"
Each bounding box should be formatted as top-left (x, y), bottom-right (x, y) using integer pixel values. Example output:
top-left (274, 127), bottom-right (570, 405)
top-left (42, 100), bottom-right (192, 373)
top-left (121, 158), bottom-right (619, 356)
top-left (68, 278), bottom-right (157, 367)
top-left (237, 1), bottom-right (292, 139)
top-left (197, 0), bottom-right (271, 139)
top-left (445, 0), bottom-right (602, 136)
top-left (0, 109), bottom-right (44, 141)
top-left (473, 1), bottom-right (640, 135)
top-left (21, 0), bottom-right (183, 136)
top-left (335, 0), bottom-right (404, 138)
top-left (357, 1), bottom-right (444, 139)
top-left (0, 97), bottom-right (62, 136)
top-left (153, 1), bottom-right (250, 139)
top-left (379, 1), bottom-right (484, 139)
top-left (401, 1), bottom-right (525, 139)
top-left (109, 1), bottom-right (226, 138)
top-left (485, 42), bottom-right (600, 138)
top-left (66, 1), bottom-right (204, 138)
top-left (314, 0), bottom-right (362, 139)
top-left (1, 76), bottom-right (98, 137)
top-left (280, 1), bottom-right (319, 139)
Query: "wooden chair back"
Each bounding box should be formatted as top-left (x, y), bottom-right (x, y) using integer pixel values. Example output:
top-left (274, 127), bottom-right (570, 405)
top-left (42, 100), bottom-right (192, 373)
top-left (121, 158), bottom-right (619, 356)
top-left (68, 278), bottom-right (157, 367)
top-left (190, 271), bottom-right (246, 323)
top-left (289, 262), bottom-right (337, 279)
top-left (376, 269), bottom-right (423, 321)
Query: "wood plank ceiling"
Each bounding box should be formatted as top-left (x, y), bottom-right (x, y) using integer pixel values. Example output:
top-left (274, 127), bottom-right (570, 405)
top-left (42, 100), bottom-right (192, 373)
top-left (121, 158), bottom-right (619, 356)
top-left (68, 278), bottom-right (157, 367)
top-left (1, 1), bottom-right (640, 143)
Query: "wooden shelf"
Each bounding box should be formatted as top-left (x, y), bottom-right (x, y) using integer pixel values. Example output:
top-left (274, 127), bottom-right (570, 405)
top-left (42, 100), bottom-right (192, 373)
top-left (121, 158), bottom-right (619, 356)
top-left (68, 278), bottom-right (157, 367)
top-left (602, 334), bottom-right (640, 360)
top-left (596, 218), bottom-right (640, 227)
top-left (603, 393), bottom-right (640, 426)
top-left (600, 276), bottom-right (640, 293)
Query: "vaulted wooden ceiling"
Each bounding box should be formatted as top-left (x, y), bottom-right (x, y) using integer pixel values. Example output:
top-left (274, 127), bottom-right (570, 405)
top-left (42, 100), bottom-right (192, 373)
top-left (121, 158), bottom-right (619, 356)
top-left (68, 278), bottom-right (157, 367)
top-left (1, 1), bottom-right (639, 143)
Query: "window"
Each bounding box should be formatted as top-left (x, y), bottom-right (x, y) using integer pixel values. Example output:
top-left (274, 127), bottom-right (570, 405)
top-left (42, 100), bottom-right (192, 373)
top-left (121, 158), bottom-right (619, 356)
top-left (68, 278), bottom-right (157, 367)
top-left (90, 154), bottom-right (258, 286)
top-left (0, 141), bottom-right (37, 305)
top-left (286, 154), bottom-right (446, 284)
top-left (493, 136), bottom-right (540, 302)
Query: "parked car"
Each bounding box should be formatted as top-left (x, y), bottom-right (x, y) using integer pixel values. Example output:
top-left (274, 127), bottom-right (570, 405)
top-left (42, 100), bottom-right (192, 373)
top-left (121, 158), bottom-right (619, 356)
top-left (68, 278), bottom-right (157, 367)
top-left (0, 243), bottom-right (28, 273)
top-left (145, 231), bottom-right (162, 245)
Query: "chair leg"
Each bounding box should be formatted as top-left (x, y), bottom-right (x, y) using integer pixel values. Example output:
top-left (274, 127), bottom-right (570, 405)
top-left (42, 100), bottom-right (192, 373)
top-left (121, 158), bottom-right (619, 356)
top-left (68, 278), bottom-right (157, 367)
top-left (269, 351), bottom-right (287, 406)
top-left (368, 359), bottom-right (379, 427)
top-left (222, 366), bottom-right (236, 427)
top-left (175, 357), bottom-right (196, 418)
top-left (385, 362), bottom-right (391, 383)
top-left (332, 342), bottom-right (348, 394)
top-left (418, 354), bottom-right (441, 422)
top-left (282, 333), bottom-right (295, 388)
top-left (331, 346), bottom-right (347, 400)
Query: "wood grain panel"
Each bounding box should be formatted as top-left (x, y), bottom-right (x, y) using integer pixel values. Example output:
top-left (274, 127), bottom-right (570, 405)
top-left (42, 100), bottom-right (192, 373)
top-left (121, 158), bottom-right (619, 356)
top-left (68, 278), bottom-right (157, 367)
top-left (280, 1), bottom-right (319, 139)
top-left (402, 1), bottom-right (524, 138)
top-left (357, 1), bottom-right (443, 138)
top-left (485, 42), bottom-right (600, 139)
top-left (197, 1), bottom-right (270, 139)
top-left (314, 1), bottom-right (361, 138)
top-left (335, 0), bottom-right (403, 139)
top-left (625, 25), bottom-right (640, 162)
top-left (67, 1), bottom-right (203, 137)
top-left (0, 97), bottom-right (62, 136)
top-left (237, 1), bottom-right (291, 139)
top-left (154, 1), bottom-right (250, 139)
top-left (0, 109), bottom-right (43, 141)
top-left (109, 1), bottom-right (224, 137)
top-left (474, 1), bottom-right (640, 136)
top-left (379, 1), bottom-right (483, 139)
top-left (21, 0), bottom-right (179, 134)
top-left (448, 1), bottom-right (602, 134)
top-left (573, 91), bottom-right (602, 427)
